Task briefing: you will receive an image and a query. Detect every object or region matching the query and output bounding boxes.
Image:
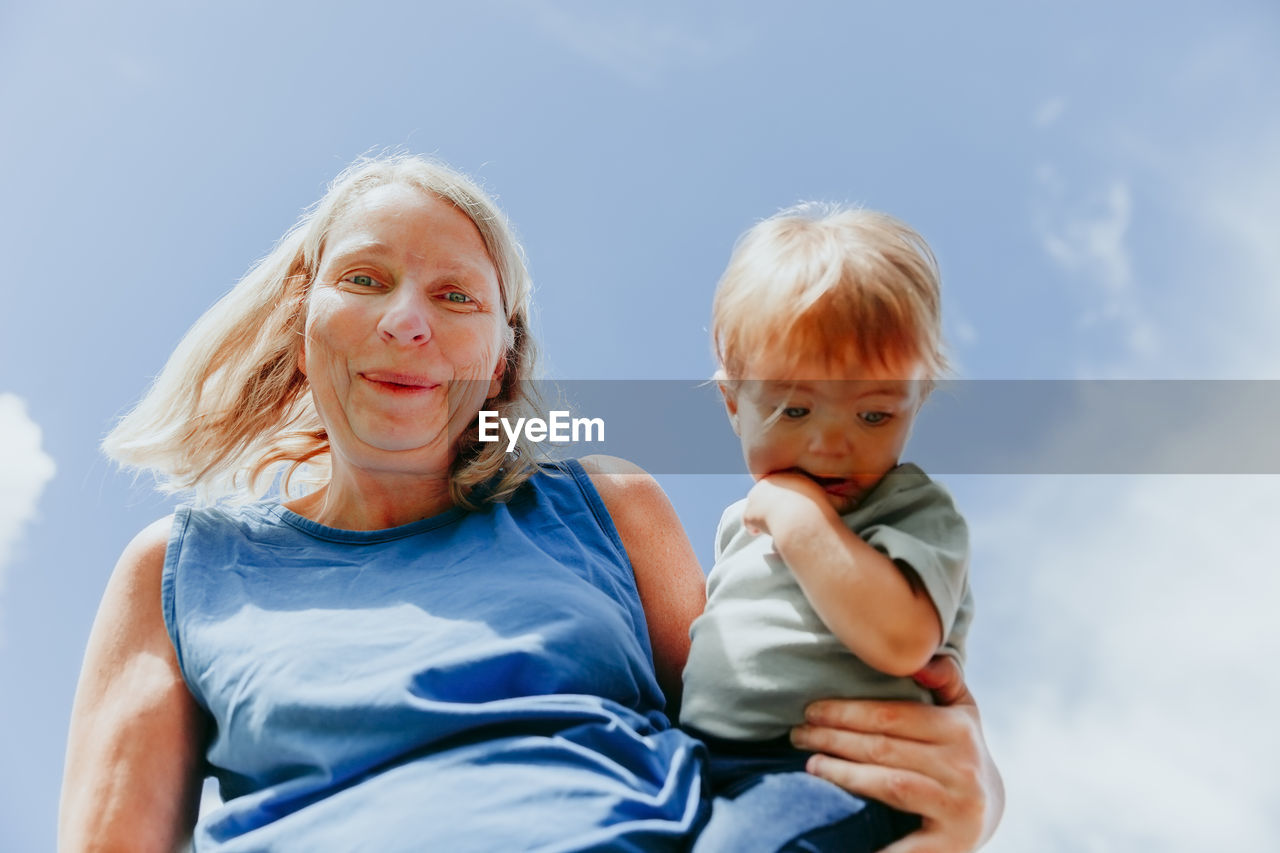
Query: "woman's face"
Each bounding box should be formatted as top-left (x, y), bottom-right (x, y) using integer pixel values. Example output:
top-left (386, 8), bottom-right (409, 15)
top-left (300, 183), bottom-right (507, 476)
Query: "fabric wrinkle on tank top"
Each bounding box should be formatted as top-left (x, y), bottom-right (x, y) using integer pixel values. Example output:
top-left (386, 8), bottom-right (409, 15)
top-left (163, 460), bottom-right (706, 852)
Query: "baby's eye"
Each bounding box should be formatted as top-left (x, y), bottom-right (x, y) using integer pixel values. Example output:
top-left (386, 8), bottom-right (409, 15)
top-left (860, 411), bottom-right (891, 425)
top-left (782, 406), bottom-right (810, 419)
top-left (443, 291), bottom-right (473, 304)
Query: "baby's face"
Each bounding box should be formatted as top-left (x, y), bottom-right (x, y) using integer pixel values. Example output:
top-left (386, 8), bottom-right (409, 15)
top-left (722, 352), bottom-right (926, 514)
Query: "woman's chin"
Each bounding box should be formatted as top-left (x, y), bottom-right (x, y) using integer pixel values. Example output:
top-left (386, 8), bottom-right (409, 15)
top-left (335, 429), bottom-right (454, 467)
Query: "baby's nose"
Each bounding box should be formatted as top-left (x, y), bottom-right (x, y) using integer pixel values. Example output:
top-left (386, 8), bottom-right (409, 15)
top-left (809, 425), bottom-right (852, 456)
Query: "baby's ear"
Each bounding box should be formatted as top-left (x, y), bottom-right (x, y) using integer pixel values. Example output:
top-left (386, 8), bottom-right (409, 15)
top-left (716, 375), bottom-right (741, 436)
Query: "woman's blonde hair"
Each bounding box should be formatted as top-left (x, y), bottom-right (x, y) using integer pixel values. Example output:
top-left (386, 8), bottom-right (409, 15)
top-left (712, 203), bottom-right (949, 382)
top-left (103, 153), bottom-right (543, 509)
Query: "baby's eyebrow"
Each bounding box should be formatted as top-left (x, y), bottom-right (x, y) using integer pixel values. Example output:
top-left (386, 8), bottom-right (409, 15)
top-left (753, 380), bottom-right (810, 397)
top-left (750, 379), bottom-right (915, 407)
top-left (852, 383), bottom-right (909, 399)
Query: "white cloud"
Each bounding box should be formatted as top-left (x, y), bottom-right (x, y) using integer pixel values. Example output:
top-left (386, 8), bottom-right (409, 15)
top-left (996, 37), bottom-right (1280, 845)
top-left (1035, 173), bottom-right (1159, 365)
top-left (1039, 179), bottom-right (1132, 297)
top-left (970, 474), bottom-right (1280, 850)
top-left (1046, 25), bottom-right (1280, 379)
top-left (511, 0), bottom-right (750, 86)
top-left (0, 393), bottom-right (56, 599)
top-left (1177, 128), bottom-right (1280, 376)
top-left (1033, 97), bottom-right (1065, 129)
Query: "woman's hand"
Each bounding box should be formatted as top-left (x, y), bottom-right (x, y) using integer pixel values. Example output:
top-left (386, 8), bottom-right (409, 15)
top-left (790, 656), bottom-right (1004, 852)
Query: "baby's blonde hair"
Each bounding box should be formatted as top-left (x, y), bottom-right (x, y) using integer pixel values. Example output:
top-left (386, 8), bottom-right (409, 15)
top-left (103, 153), bottom-right (543, 509)
top-left (713, 203), bottom-right (948, 381)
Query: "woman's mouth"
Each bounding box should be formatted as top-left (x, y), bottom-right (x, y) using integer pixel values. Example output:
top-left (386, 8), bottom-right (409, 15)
top-left (359, 371), bottom-right (441, 393)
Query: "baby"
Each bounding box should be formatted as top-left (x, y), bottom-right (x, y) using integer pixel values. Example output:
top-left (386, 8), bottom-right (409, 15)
top-left (681, 204), bottom-right (973, 852)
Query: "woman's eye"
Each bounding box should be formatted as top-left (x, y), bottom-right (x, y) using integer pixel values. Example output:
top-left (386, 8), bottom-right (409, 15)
top-left (860, 411), bottom-right (891, 425)
top-left (444, 291), bottom-right (473, 304)
top-left (346, 274), bottom-right (378, 287)
top-left (782, 406), bottom-right (809, 419)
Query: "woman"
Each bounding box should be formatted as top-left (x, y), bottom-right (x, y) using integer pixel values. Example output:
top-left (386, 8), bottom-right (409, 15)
top-left (60, 154), bottom-right (1002, 851)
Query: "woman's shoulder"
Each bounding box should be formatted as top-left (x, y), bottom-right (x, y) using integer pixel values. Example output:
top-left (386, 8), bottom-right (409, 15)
top-left (94, 516), bottom-right (177, 658)
top-left (575, 455), bottom-right (664, 506)
top-left (116, 515), bottom-right (176, 584)
top-left (168, 500), bottom-right (285, 540)
top-left (572, 455), bottom-right (685, 539)
top-left (518, 456), bottom-right (668, 524)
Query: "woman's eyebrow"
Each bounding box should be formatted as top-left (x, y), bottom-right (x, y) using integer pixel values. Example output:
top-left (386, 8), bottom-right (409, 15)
top-left (324, 240), bottom-right (395, 265)
top-left (325, 241), bottom-right (493, 281)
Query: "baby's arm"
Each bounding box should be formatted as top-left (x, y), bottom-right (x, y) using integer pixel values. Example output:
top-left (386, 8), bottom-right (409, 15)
top-left (743, 472), bottom-right (942, 677)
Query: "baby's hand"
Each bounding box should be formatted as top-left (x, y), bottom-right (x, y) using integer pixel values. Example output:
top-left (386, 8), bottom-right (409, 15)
top-left (743, 472), bottom-right (831, 537)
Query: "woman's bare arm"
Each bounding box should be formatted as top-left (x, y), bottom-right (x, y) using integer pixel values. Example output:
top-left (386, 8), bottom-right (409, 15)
top-left (579, 455), bottom-right (707, 714)
top-left (791, 656), bottom-right (1004, 852)
top-left (59, 516), bottom-right (208, 852)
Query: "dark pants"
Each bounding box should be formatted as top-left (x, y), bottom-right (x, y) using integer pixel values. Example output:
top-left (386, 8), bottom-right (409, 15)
top-left (688, 729), bottom-right (921, 853)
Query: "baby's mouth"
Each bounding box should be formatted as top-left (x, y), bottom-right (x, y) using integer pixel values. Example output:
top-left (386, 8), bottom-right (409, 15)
top-left (797, 471), bottom-right (860, 498)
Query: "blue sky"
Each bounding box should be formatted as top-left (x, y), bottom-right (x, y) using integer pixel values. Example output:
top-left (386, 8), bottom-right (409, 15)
top-left (2, 1), bottom-right (1279, 849)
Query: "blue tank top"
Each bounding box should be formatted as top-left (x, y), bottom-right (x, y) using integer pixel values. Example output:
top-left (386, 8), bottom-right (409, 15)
top-left (163, 461), bottom-right (707, 851)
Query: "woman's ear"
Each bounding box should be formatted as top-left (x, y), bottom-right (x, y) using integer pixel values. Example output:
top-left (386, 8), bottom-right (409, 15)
top-left (290, 262), bottom-right (312, 378)
top-left (487, 351), bottom-right (506, 400)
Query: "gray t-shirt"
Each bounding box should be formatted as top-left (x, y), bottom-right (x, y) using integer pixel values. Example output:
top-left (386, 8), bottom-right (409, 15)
top-left (680, 463), bottom-right (972, 740)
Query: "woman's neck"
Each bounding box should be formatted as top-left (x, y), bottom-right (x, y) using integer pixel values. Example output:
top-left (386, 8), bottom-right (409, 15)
top-left (286, 464), bottom-right (456, 530)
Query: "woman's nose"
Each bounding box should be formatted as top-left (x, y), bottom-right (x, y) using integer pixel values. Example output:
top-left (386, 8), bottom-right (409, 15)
top-left (377, 289), bottom-right (432, 344)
